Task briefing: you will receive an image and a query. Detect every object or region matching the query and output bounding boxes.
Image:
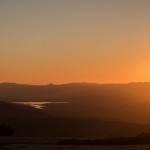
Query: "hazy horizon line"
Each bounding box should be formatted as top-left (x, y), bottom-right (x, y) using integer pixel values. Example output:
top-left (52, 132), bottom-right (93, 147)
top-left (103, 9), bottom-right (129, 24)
top-left (1, 81), bottom-right (150, 86)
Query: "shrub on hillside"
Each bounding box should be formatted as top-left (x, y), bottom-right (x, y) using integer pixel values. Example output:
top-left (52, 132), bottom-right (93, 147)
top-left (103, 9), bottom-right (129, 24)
top-left (0, 124), bottom-right (15, 136)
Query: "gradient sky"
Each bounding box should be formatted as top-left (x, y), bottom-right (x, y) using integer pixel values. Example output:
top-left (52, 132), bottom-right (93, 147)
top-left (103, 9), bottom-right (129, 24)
top-left (1, 0), bottom-right (150, 84)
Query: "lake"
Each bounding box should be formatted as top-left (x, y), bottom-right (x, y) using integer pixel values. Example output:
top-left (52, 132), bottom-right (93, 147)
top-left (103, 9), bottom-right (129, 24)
top-left (13, 102), bottom-right (69, 109)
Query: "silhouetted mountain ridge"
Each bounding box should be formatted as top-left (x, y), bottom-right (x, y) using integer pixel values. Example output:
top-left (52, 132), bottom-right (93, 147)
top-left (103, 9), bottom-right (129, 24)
top-left (1, 82), bottom-right (150, 100)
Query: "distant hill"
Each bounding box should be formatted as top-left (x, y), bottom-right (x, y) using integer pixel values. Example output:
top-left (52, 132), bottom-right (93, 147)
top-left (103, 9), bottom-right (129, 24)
top-left (42, 95), bottom-right (150, 124)
top-left (1, 82), bottom-right (150, 101)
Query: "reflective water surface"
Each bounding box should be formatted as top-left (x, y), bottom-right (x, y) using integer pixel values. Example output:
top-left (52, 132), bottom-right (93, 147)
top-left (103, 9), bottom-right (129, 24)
top-left (13, 102), bottom-right (69, 109)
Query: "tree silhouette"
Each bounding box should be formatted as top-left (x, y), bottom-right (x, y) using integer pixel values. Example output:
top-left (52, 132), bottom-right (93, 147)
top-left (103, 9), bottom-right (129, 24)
top-left (0, 124), bottom-right (15, 136)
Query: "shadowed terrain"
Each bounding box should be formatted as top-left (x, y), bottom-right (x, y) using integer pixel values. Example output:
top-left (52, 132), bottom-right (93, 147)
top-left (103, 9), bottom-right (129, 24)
top-left (1, 83), bottom-right (150, 138)
top-left (0, 101), bottom-right (150, 138)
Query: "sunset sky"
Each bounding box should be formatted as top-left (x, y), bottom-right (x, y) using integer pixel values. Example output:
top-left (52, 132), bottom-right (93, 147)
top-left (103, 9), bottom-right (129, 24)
top-left (1, 0), bottom-right (150, 84)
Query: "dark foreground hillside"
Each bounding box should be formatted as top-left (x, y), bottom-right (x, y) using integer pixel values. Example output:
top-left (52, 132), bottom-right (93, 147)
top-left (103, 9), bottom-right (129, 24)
top-left (1, 102), bottom-right (150, 138)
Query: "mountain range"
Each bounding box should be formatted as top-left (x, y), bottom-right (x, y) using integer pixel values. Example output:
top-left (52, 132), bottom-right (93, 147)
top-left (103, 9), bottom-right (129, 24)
top-left (1, 82), bottom-right (150, 125)
top-left (0, 83), bottom-right (150, 137)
